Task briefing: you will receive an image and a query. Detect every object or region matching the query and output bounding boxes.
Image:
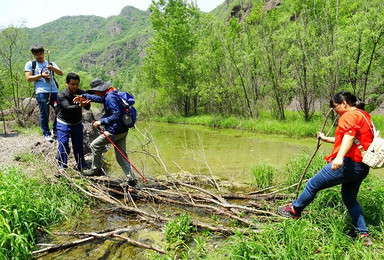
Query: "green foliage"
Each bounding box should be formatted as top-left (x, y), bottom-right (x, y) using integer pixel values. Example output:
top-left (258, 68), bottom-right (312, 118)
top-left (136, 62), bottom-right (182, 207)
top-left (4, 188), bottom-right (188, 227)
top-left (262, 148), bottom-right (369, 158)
top-left (0, 167), bottom-right (88, 259)
top-left (141, 0), bottom-right (202, 117)
top-left (357, 176), bottom-right (384, 226)
top-left (141, 0), bottom-right (384, 120)
top-left (164, 214), bottom-right (193, 249)
top-left (250, 163), bottom-right (275, 189)
top-left (24, 7), bottom-right (152, 77)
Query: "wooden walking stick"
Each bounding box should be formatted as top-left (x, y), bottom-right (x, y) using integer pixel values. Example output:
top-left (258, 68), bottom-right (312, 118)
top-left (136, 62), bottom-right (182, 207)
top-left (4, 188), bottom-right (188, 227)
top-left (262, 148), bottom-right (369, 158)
top-left (294, 108), bottom-right (334, 199)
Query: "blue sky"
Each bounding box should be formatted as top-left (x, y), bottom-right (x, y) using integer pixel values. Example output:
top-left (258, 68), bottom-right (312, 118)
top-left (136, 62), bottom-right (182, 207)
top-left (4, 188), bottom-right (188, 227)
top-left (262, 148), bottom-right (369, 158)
top-left (0, 0), bottom-right (224, 28)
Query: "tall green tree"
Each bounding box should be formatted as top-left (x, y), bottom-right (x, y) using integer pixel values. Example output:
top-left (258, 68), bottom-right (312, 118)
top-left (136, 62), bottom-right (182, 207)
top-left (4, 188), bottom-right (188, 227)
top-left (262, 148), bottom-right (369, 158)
top-left (287, 1), bottom-right (323, 121)
top-left (339, 0), bottom-right (384, 101)
top-left (252, 1), bottom-right (292, 120)
top-left (142, 0), bottom-right (202, 116)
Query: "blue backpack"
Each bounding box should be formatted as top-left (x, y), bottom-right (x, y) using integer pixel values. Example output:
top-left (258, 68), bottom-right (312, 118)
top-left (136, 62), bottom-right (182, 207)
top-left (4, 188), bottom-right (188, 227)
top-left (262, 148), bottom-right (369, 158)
top-left (117, 92), bottom-right (137, 128)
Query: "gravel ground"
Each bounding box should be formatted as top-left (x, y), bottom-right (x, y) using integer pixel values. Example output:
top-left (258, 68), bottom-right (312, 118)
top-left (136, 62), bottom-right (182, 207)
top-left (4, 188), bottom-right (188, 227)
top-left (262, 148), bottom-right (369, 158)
top-left (0, 132), bottom-right (50, 169)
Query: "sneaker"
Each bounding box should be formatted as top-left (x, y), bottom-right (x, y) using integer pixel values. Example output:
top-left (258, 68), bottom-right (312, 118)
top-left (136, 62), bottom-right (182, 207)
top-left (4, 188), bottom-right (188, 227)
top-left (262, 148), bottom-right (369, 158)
top-left (277, 203), bottom-right (301, 219)
top-left (359, 233), bottom-right (373, 246)
top-left (44, 135), bottom-right (54, 142)
top-left (83, 168), bottom-right (104, 176)
top-left (52, 132), bottom-right (57, 140)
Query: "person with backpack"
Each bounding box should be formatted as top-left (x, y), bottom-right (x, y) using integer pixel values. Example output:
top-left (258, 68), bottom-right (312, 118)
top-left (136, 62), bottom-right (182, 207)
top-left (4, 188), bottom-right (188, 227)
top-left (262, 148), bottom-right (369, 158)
top-left (24, 44), bottom-right (63, 142)
top-left (277, 91), bottom-right (374, 246)
top-left (74, 78), bottom-right (137, 186)
top-left (56, 73), bottom-right (90, 172)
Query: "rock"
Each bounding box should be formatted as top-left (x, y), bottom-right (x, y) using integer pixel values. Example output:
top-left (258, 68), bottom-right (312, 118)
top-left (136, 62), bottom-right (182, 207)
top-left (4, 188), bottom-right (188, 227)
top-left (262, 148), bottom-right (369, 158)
top-left (21, 98), bottom-right (38, 117)
top-left (265, 0), bottom-right (282, 12)
top-left (83, 122), bottom-right (99, 154)
top-left (371, 102), bottom-right (384, 115)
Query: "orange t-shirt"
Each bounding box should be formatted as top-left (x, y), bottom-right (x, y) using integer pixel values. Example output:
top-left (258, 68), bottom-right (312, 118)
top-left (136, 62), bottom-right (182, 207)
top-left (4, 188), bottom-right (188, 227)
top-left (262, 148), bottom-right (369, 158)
top-left (325, 109), bottom-right (374, 163)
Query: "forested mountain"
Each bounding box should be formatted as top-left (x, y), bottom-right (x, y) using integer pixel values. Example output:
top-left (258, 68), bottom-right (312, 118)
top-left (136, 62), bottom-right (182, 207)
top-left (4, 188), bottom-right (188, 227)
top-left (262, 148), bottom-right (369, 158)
top-left (23, 6), bottom-right (152, 78)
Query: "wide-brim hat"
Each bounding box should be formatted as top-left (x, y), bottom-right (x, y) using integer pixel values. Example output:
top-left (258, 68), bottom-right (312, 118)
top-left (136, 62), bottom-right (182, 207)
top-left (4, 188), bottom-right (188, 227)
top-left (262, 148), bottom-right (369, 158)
top-left (86, 78), bottom-right (111, 93)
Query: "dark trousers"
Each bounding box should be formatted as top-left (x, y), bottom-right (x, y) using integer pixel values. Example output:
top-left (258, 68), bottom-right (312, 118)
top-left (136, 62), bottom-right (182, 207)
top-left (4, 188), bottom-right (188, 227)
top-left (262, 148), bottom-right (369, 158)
top-left (57, 121), bottom-right (85, 171)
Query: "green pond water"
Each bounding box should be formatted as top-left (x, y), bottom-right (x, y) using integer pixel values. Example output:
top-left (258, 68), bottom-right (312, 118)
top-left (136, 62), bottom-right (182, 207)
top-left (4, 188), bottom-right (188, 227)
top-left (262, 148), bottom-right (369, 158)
top-left (106, 121), bottom-right (324, 184)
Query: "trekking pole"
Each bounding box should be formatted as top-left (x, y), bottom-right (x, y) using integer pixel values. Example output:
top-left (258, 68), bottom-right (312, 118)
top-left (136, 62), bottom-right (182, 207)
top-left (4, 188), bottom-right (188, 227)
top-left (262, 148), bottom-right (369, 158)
top-left (294, 108), bottom-right (333, 199)
top-left (46, 50), bottom-right (53, 105)
top-left (96, 125), bottom-right (147, 182)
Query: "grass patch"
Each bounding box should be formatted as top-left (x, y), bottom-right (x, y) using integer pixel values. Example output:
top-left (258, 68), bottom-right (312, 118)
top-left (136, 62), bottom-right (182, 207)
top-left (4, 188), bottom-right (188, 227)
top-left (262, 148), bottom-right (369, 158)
top-left (164, 214), bottom-right (194, 248)
top-left (284, 150), bottom-right (325, 188)
top-left (0, 167), bottom-right (88, 259)
top-left (212, 159), bottom-right (384, 259)
top-left (11, 124), bottom-right (41, 135)
top-left (250, 163), bottom-right (275, 189)
top-left (14, 152), bottom-right (35, 163)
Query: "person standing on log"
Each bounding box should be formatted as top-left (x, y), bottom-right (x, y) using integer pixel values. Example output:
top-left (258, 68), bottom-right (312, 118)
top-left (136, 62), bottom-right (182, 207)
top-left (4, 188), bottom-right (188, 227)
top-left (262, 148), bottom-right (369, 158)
top-left (56, 73), bottom-right (90, 172)
top-left (277, 91), bottom-right (374, 246)
top-left (73, 78), bottom-right (137, 187)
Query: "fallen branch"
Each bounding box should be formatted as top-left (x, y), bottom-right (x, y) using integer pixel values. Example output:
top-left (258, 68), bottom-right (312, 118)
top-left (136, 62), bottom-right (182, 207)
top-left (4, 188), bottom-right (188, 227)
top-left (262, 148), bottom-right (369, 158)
top-left (32, 227), bottom-right (166, 256)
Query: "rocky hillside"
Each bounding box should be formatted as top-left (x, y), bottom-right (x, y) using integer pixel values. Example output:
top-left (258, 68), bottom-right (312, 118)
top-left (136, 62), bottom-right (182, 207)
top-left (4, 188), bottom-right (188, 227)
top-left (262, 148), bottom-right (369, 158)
top-left (23, 6), bottom-right (152, 76)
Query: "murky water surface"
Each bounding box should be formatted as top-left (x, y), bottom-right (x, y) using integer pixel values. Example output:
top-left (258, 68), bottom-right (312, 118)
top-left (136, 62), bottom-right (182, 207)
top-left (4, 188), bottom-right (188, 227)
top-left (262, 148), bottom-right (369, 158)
top-left (108, 121), bottom-right (323, 184)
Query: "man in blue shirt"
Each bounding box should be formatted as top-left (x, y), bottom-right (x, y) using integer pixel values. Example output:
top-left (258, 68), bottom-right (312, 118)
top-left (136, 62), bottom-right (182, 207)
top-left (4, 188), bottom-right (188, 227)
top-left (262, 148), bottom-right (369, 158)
top-left (25, 44), bottom-right (63, 142)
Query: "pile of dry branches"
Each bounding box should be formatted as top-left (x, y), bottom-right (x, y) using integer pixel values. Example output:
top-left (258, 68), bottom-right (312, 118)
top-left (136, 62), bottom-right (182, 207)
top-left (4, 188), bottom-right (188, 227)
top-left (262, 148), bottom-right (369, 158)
top-left (32, 126), bottom-right (293, 257)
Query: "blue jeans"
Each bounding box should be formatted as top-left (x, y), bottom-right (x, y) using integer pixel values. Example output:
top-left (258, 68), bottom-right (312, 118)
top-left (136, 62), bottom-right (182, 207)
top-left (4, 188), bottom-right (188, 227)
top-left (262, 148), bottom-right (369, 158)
top-left (36, 92), bottom-right (57, 136)
top-left (293, 157), bottom-right (369, 234)
top-left (57, 122), bottom-right (86, 171)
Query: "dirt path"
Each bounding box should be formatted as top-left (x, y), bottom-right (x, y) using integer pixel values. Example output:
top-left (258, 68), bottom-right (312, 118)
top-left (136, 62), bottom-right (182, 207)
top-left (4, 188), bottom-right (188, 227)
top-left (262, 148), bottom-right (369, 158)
top-left (0, 132), bottom-right (43, 169)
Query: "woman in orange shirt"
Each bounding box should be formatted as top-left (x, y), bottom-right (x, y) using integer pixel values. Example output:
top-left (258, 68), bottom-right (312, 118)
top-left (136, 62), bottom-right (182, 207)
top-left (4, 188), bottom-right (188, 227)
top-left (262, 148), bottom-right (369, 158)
top-left (278, 91), bottom-right (374, 246)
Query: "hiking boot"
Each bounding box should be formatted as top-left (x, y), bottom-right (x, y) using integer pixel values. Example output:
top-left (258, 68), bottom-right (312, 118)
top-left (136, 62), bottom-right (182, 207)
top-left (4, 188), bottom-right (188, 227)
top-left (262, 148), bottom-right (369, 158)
top-left (83, 168), bottom-right (104, 176)
top-left (128, 179), bottom-right (138, 187)
top-left (277, 203), bottom-right (301, 219)
top-left (359, 233), bottom-right (373, 246)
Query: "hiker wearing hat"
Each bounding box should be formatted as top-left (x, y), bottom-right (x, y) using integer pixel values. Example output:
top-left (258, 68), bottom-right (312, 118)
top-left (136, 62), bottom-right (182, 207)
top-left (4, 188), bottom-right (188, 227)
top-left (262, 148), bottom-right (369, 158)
top-left (56, 73), bottom-right (90, 172)
top-left (74, 78), bottom-right (137, 186)
top-left (25, 44), bottom-right (63, 142)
